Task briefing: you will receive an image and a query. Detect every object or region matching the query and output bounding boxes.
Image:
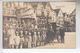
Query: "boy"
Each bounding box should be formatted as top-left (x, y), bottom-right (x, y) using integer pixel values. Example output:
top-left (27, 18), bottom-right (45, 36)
top-left (33, 32), bottom-right (37, 47)
top-left (28, 32), bottom-right (32, 48)
top-left (24, 31), bottom-right (28, 47)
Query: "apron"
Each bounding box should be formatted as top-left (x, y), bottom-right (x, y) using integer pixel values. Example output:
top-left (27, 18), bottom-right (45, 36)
top-left (9, 29), bottom-right (16, 45)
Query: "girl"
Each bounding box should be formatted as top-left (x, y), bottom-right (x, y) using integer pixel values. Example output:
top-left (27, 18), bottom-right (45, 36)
top-left (37, 32), bottom-right (41, 46)
top-left (15, 31), bottom-right (20, 49)
top-left (20, 30), bottom-right (24, 49)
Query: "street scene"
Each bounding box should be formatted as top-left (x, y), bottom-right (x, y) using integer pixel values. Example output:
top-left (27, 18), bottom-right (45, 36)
top-left (3, 2), bottom-right (76, 49)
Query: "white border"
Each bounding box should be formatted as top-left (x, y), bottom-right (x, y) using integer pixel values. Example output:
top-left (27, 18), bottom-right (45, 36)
top-left (0, 0), bottom-right (80, 53)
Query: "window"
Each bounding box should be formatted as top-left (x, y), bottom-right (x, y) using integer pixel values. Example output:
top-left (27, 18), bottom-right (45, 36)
top-left (14, 10), bottom-right (15, 15)
top-left (7, 9), bottom-right (10, 14)
top-left (11, 10), bottom-right (14, 15)
top-left (7, 2), bottom-right (11, 8)
top-left (3, 2), bottom-right (6, 7)
top-left (20, 9), bottom-right (24, 14)
top-left (3, 8), bottom-right (5, 14)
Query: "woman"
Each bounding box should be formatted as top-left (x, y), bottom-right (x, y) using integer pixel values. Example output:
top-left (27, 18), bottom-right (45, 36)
top-left (8, 25), bottom-right (16, 49)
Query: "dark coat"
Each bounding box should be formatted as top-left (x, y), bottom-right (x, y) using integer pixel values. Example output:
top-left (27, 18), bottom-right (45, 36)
top-left (59, 28), bottom-right (65, 36)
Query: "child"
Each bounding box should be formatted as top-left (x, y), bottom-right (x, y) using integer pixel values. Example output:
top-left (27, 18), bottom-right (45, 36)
top-left (24, 31), bottom-right (28, 47)
top-left (28, 32), bottom-right (32, 48)
top-left (15, 31), bottom-right (20, 49)
top-left (44, 32), bottom-right (46, 45)
top-left (41, 32), bottom-right (45, 46)
top-left (20, 30), bottom-right (24, 49)
top-left (37, 32), bottom-right (41, 46)
top-left (33, 32), bottom-right (37, 47)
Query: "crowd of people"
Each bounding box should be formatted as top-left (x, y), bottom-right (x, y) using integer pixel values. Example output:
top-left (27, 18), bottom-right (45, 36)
top-left (3, 18), bottom-right (47, 49)
top-left (3, 18), bottom-right (65, 49)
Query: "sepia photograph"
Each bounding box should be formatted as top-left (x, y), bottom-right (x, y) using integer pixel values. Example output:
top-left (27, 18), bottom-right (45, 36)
top-left (2, 2), bottom-right (76, 49)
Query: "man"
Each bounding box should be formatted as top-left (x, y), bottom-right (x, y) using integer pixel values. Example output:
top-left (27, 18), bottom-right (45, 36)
top-left (50, 26), bottom-right (54, 45)
top-left (59, 27), bottom-right (65, 43)
top-left (56, 28), bottom-right (61, 43)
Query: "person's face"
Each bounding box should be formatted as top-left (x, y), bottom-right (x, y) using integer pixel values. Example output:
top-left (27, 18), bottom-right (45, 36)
top-left (17, 33), bottom-right (18, 36)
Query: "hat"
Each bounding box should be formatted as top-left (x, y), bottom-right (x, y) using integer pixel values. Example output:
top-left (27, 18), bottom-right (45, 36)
top-left (29, 32), bottom-right (31, 35)
top-left (21, 31), bottom-right (23, 33)
top-left (34, 32), bottom-right (36, 34)
top-left (38, 32), bottom-right (40, 34)
top-left (16, 31), bottom-right (18, 34)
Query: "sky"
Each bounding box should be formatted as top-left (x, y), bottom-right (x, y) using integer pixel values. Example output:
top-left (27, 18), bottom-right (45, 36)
top-left (50, 2), bottom-right (76, 14)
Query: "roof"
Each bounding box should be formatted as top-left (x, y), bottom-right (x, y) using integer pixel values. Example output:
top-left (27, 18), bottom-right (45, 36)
top-left (53, 9), bottom-right (60, 16)
top-left (42, 2), bottom-right (47, 8)
top-left (29, 2), bottom-right (38, 9)
top-left (31, 2), bottom-right (52, 10)
top-left (46, 2), bottom-right (53, 10)
top-left (70, 8), bottom-right (76, 16)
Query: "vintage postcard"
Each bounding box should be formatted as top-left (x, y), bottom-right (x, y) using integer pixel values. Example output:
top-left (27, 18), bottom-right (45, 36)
top-left (3, 2), bottom-right (76, 49)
